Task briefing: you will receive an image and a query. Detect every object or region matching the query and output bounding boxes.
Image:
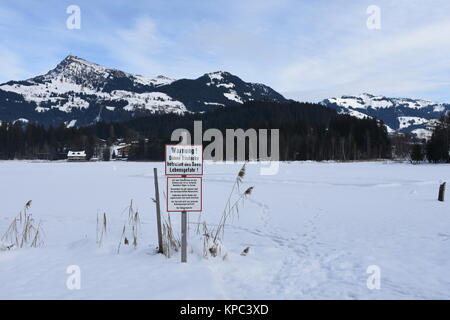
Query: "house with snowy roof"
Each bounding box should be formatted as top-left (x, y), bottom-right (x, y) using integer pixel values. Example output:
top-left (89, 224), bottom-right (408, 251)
top-left (111, 143), bottom-right (131, 159)
top-left (67, 151), bottom-right (86, 161)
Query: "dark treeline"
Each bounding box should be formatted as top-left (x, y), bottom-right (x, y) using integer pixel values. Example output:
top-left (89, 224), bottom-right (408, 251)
top-left (410, 114), bottom-right (450, 163)
top-left (0, 122), bottom-right (100, 160)
top-left (426, 114), bottom-right (450, 162)
top-left (0, 101), bottom-right (391, 161)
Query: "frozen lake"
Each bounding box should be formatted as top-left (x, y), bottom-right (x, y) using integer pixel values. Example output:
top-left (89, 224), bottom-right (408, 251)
top-left (1, 161), bottom-right (449, 299)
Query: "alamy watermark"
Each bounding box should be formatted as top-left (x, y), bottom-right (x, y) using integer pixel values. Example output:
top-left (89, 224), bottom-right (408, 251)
top-left (366, 5), bottom-right (381, 30)
top-left (171, 121), bottom-right (280, 175)
top-left (66, 5), bottom-right (81, 30)
top-left (66, 265), bottom-right (81, 290)
top-left (366, 265), bottom-right (381, 290)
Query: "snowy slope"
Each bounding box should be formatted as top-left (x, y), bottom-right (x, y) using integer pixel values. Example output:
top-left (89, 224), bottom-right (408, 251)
top-left (0, 56), bottom-right (186, 118)
top-left (322, 93), bottom-right (450, 138)
top-left (156, 71), bottom-right (287, 113)
top-left (0, 56), bottom-right (287, 126)
top-left (0, 161), bottom-right (449, 299)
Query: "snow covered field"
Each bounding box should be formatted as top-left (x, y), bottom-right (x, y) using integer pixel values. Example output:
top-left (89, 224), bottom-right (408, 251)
top-left (1, 161), bottom-right (450, 300)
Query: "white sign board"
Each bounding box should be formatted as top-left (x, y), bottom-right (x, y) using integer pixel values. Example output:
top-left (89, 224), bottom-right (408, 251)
top-left (167, 177), bottom-right (202, 212)
top-left (165, 145), bottom-right (203, 175)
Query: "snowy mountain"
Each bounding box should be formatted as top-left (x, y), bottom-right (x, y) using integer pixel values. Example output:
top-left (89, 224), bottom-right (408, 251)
top-left (156, 71), bottom-right (287, 112)
top-left (322, 93), bottom-right (450, 138)
top-left (0, 55), bottom-right (287, 127)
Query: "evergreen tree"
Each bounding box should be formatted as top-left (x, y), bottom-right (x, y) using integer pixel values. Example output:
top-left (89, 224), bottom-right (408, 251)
top-left (426, 114), bottom-right (450, 163)
top-left (102, 148), bottom-right (111, 161)
top-left (410, 144), bottom-right (424, 163)
top-left (0, 101), bottom-right (392, 162)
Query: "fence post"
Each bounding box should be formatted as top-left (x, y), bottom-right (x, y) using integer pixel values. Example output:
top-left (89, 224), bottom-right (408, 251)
top-left (181, 173), bottom-right (188, 263)
top-left (181, 211), bottom-right (187, 263)
top-left (153, 168), bottom-right (163, 253)
top-left (438, 182), bottom-right (446, 202)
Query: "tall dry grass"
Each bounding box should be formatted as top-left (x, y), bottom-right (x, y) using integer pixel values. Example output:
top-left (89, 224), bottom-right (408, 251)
top-left (196, 164), bottom-right (254, 258)
top-left (96, 212), bottom-right (107, 248)
top-left (117, 200), bottom-right (141, 254)
top-left (161, 214), bottom-right (181, 258)
top-left (1, 201), bottom-right (44, 250)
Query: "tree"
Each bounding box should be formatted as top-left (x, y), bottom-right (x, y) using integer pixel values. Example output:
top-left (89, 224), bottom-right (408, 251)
top-left (102, 148), bottom-right (111, 161)
top-left (85, 135), bottom-right (96, 160)
top-left (410, 144), bottom-right (424, 163)
top-left (426, 114), bottom-right (450, 163)
top-left (0, 101), bottom-right (393, 162)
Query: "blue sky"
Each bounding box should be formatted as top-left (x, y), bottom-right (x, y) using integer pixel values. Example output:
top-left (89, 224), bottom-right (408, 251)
top-left (1, 0), bottom-right (450, 102)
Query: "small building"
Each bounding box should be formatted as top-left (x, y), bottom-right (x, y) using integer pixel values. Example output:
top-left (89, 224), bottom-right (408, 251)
top-left (112, 143), bottom-right (131, 159)
top-left (67, 151), bottom-right (86, 161)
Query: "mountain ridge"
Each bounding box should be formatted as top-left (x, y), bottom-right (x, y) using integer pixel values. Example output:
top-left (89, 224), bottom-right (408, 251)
top-left (2, 55), bottom-right (449, 137)
top-left (0, 55), bottom-right (287, 127)
top-left (321, 93), bottom-right (450, 138)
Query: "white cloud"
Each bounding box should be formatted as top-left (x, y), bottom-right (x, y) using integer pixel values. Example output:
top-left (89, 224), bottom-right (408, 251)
top-left (279, 19), bottom-right (450, 102)
top-left (2, 0), bottom-right (450, 104)
top-left (102, 17), bottom-right (171, 77)
top-left (0, 48), bottom-right (28, 82)
top-left (95, 16), bottom-right (219, 79)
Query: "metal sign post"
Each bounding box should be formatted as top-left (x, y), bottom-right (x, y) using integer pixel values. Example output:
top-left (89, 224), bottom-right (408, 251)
top-left (181, 174), bottom-right (187, 263)
top-left (181, 210), bottom-right (187, 263)
top-left (153, 168), bottom-right (163, 254)
top-left (165, 144), bottom-right (203, 263)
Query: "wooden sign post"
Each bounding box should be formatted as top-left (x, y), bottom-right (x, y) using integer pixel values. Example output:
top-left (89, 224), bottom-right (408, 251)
top-left (165, 145), bottom-right (203, 263)
top-left (438, 182), bottom-right (446, 202)
top-left (181, 210), bottom-right (187, 263)
top-left (153, 168), bottom-right (163, 254)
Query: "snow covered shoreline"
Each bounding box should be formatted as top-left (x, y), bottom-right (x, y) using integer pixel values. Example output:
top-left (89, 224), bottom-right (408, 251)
top-left (1, 161), bottom-right (449, 299)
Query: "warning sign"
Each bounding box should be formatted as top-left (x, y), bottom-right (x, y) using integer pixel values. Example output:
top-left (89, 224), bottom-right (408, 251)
top-left (165, 145), bottom-right (203, 176)
top-left (167, 177), bottom-right (202, 212)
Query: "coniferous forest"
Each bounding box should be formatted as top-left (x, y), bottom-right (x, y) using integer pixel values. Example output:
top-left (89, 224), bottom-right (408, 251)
top-left (425, 114), bottom-right (450, 163)
top-left (0, 101), bottom-right (393, 161)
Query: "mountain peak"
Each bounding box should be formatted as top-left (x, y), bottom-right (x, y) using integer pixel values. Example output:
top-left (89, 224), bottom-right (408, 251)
top-left (0, 55), bottom-right (287, 126)
top-left (360, 93), bottom-right (376, 98)
top-left (47, 55), bottom-right (107, 77)
top-left (57, 55), bottom-right (99, 68)
top-left (34, 55), bottom-right (134, 91)
top-left (63, 54), bottom-right (82, 62)
top-left (322, 93), bottom-right (450, 138)
top-left (202, 71), bottom-right (246, 87)
top-left (207, 71), bottom-right (232, 76)
top-left (202, 71), bottom-right (231, 81)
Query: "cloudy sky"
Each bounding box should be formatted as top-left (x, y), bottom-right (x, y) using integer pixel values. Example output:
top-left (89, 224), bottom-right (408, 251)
top-left (1, 0), bottom-right (450, 102)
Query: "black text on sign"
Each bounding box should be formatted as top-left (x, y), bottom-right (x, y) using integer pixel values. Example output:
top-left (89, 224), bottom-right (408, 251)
top-left (167, 177), bottom-right (202, 212)
top-left (165, 145), bottom-right (203, 175)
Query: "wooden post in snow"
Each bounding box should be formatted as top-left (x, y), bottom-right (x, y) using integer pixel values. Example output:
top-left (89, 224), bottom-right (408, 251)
top-left (153, 168), bottom-right (163, 253)
top-left (181, 174), bottom-right (188, 263)
top-left (181, 210), bottom-right (187, 263)
top-left (438, 182), bottom-right (446, 202)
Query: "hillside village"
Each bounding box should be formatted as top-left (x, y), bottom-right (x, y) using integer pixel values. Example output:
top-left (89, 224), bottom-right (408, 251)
top-left (67, 140), bottom-right (134, 161)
